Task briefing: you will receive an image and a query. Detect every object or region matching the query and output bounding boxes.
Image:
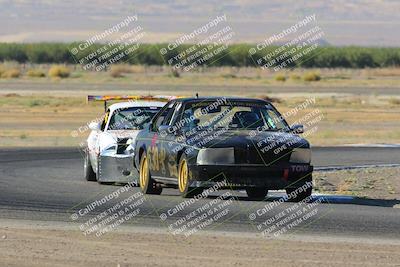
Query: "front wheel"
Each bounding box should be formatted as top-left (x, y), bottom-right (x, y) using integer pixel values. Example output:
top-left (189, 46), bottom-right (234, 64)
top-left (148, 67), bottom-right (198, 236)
top-left (84, 152), bottom-right (97, 181)
top-left (246, 188), bottom-right (268, 200)
top-left (178, 155), bottom-right (202, 198)
top-left (139, 153), bottom-right (162, 195)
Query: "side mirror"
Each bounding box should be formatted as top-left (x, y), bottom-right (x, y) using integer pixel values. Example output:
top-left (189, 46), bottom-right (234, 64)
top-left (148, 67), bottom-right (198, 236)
top-left (291, 124), bottom-right (304, 134)
top-left (89, 121), bottom-right (101, 131)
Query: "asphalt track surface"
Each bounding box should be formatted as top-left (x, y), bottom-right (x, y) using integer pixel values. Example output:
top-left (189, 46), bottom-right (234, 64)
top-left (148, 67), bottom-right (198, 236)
top-left (1, 147), bottom-right (399, 239)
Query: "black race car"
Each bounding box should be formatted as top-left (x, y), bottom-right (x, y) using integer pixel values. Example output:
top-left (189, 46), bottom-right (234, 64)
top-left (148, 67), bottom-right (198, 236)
top-left (134, 97), bottom-right (313, 201)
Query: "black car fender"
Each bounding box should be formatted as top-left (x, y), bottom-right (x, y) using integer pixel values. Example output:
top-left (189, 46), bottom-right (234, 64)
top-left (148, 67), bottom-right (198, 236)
top-left (134, 143), bottom-right (148, 170)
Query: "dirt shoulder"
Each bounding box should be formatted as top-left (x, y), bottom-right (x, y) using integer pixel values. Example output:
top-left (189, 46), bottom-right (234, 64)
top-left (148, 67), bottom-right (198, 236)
top-left (1, 219), bottom-right (400, 267)
top-left (314, 167), bottom-right (400, 200)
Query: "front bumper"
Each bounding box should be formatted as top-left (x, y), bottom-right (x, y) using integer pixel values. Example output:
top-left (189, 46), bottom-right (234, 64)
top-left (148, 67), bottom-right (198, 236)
top-left (98, 154), bottom-right (138, 183)
top-left (189, 163), bottom-right (313, 189)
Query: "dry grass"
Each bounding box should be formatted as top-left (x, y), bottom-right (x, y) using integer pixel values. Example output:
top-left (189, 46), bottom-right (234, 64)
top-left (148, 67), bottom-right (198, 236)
top-left (259, 95), bottom-right (282, 103)
top-left (273, 95), bottom-right (400, 145)
top-left (26, 69), bottom-right (46, 77)
top-left (0, 64), bottom-right (398, 88)
top-left (314, 167), bottom-right (400, 200)
top-left (0, 95), bottom-right (101, 147)
top-left (388, 98), bottom-right (400, 105)
top-left (130, 64), bottom-right (146, 73)
top-left (0, 66), bottom-right (6, 77)
top-left (169, 68), bottom-right (180, 78)
top-left (110, 64), bottom-right (135, 78)
top-left (274, 74), bottom-right (286, 82)
top-left (0, 66), bottom-right (399, 147)
top-left (303, 72), bottom-right (321, 82)
top-left (0, 94), bottom-right (399, 147)
top-left (48, 65), bottom-right (70, 78)
top-left (361, 67), bottom-right (400, 77)
top-left (1, 68), bottom-right (21, 78)
top-left (290, 74), bottom-right (301, 81)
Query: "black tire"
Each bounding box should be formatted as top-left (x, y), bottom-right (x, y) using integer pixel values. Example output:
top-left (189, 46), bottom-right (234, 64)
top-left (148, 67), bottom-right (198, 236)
top-left (178, 155), bottom-right (203, 198)
top-left (139, 153), bottom-right (162, 195)
top-left (246, 188), bottom-right (268, 200)
top-left (286, 182), bottom-right (313, 202)
top-left (84, 152), bottom-right (97, 181)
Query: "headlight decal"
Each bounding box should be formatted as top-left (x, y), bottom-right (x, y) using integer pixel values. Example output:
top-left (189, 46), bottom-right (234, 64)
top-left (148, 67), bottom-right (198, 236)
top-left (197, 147), bottom-right (235, 165)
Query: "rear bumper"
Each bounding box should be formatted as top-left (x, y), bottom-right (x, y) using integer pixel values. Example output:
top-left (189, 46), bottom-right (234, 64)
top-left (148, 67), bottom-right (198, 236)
top-left (98, 154), bottom-right (138, 183)
top-left (189, 163), bottom-right (313, 189)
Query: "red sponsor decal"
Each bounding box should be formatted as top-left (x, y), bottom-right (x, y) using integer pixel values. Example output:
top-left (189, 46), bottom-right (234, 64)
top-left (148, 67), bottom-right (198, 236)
top-left (151, 133), bottom-right (158, 147)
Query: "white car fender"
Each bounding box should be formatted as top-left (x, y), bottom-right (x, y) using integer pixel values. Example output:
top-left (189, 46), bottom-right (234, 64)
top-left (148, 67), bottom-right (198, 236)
top-left (98, 131), bottom-right (118, 152)
top-left (87, 130), bottom-right (100, 170)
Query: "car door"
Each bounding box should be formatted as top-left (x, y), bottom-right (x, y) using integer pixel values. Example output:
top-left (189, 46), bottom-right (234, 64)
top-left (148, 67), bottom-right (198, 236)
top-left (161, 102), bottom-right (185, 179)
top-left (147, 101), bottom-right (176, 178)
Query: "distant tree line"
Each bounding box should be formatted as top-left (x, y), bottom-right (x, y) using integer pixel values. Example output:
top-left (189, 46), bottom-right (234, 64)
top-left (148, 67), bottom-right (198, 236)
top-left (0, 42), bottom-right (399, 68)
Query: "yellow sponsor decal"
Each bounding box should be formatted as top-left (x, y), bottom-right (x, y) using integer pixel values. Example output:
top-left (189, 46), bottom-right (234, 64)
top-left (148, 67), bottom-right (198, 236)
top-left (149, 146), bottom-right (166, 172)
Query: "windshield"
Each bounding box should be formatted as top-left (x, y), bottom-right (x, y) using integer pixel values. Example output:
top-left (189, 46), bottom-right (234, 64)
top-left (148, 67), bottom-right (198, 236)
top-left (179, 101), bottom-right (289, 131)
top-left (108, 107), bottom-right (161, 130)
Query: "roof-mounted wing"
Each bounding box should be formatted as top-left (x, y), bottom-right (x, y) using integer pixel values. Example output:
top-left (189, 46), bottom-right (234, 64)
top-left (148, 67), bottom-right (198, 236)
top-left (87, 95), bottom-right (180, 111)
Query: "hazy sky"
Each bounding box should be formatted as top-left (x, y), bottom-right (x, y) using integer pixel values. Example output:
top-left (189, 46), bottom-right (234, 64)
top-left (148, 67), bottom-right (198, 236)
top-left (0, 0), bottom-right (399, 46)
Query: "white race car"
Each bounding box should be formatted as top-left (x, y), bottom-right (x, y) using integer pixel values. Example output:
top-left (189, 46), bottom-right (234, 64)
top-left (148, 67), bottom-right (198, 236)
top-left (84, 95), bottom-right (169, 184)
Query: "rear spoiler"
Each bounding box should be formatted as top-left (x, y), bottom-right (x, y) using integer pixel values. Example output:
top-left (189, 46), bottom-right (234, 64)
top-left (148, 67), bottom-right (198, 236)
top-left (87, 95), bottom-right (180, 111)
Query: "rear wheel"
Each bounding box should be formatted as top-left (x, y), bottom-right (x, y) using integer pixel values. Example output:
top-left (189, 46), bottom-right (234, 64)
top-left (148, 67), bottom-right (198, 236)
top-left (178, 155), bottom-right (202, 198)
top-left (246, 188), bottom-right (268, 200)
top-left (139, 153), bottom-right (162, 195)
top-left (84, 152), bottom-right (97, 181)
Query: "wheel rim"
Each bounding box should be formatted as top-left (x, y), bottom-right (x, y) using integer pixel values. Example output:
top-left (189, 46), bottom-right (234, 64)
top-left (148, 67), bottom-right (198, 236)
top-left (140, 156), bottom-right (149, 190)
top-left (178, 159), bottom-right (188, 193)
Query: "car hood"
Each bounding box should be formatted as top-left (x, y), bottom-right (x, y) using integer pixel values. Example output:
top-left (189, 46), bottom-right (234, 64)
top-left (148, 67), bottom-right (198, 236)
top-left (105, 130), bottom-right (140, 141)
top-left (189, 129), bottom-right (310, 165)
top-left (193, 130), bottom-right (309, 149)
